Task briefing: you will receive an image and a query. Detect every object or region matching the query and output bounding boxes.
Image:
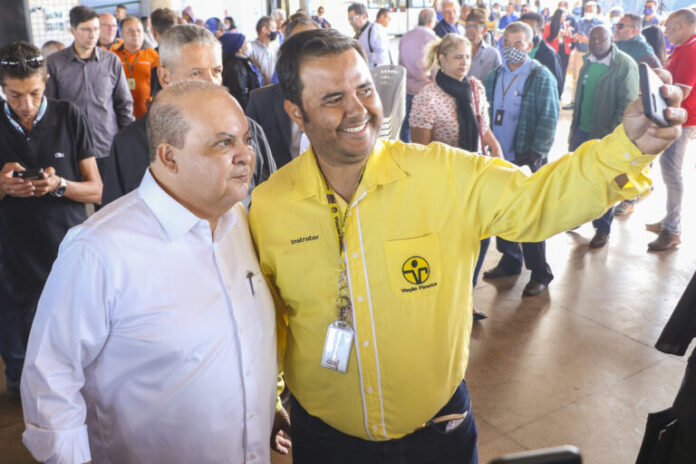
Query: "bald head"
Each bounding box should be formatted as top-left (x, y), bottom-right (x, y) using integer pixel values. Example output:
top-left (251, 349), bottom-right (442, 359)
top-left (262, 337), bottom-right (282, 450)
top-left (665, 9), bottom-right (696, 45)
top-left (589, 24), bottom-right (612, 58)
top-left (99, 13), bottom-right (118, 45)
top-left (147, 80), bottom-right (253, 220)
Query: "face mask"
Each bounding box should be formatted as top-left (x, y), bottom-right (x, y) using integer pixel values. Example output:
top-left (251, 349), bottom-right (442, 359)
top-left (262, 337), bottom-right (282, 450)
top-left (533, 36), bottom-right (540, 45)
top-left (644, 7), bottom-right (654, 15)
top-left (269, 31), bottom-right (278, 41)
top-left (502, 46), bottom-right (527, 65)
top-left (573, 7), bottom-right (582, 15)
top-left (585, 12), bottom-right (595, 20)
top-left (610, 15), bottom-right (621, 24)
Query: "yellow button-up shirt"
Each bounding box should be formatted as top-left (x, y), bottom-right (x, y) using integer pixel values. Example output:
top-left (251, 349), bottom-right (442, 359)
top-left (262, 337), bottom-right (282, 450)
top-left (249, 125), bottom-right (654, 441)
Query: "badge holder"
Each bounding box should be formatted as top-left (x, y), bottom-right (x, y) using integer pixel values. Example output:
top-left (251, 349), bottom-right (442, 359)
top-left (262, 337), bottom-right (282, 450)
top-left (321, 320), bottom-right (354, 373)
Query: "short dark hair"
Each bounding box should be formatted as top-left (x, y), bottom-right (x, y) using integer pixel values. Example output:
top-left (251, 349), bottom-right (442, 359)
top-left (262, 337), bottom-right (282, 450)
top-left (623, 13), bottom-right (642, 28)
top-left (224, 16), bottom-right (236, 28)
top-left (377, 7), bottom-right (390, 19)
top-left (286, 16), bottom-right (319, 37)
top-left (0, 41), bottom-right (47, 85)
top-left (116, 4), bottom-right (127, 10)
top-left (348, 3), bottom-right (368, 16)
top-left (151, 8), bottom-right (178, 36)
top-left (256, 16), bottom-right (272, 34)
top-left (69, 5), bottom-right (99, 28)
top-left (520, 12), bottom-right (545, 31)
top-left (277, 29), bottom-right (366, 110)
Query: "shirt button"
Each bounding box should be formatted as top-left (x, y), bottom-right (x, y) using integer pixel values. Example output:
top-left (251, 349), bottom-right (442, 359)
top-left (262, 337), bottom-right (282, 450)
top-left (372, 424), bottom-right (379, 431)
top-left (246, 370), bottom-right (251, 377)
top-left (631, 160), bottom-right (639, 165)
top-left (250, 453), bottom-right (256, 460)
top-left (363, 340), bottom-right (369, 347)
top-left (249, 412), bottom-right (255, 419)
top-left (352, 252), bottom-right (359, 259)
top-left (367, 387), bottom-right (373, 394)
top-left (357, 296), bottom-right (364, 302)
top-left (624, 153), bottom-right (631, 160)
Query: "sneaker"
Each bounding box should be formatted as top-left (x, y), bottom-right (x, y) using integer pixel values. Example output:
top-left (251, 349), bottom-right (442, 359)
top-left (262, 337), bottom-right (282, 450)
top-left (648, 230), bottom-right (681, 251)
top-left (645, 221), bottom-right (663, 233)
top-left (562, 102), bottom-right (575, 110)
top-left (614, 200), bottom-right (634, 215)
top-left (589, 230), bottom-right (609, 248)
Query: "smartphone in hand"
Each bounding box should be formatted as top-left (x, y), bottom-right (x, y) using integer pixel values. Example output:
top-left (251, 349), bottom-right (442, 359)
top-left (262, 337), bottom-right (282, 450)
top-left (12, 168), bottom-right (44, 180)
top-left (639, 63), bottom-right (670, 128)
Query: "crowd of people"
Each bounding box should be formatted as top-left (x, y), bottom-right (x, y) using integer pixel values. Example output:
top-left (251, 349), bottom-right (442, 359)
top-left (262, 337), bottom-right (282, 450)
top-left (0, 1), bottom-right (694, 463)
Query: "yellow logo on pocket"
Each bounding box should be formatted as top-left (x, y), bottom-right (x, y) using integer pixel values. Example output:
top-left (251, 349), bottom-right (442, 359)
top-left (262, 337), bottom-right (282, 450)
top-left (401, 256), bottom-right (430, 285)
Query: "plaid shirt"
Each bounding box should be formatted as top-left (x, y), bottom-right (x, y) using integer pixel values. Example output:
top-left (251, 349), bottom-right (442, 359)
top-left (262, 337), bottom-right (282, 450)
top-left (483, 60), bottom-right (559, 157)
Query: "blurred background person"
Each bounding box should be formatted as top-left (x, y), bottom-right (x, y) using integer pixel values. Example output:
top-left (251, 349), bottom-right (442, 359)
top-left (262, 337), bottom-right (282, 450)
top-left (98, 13), bottom-right (122, 51)
top-left (40, 40), bottom-right (64, 58)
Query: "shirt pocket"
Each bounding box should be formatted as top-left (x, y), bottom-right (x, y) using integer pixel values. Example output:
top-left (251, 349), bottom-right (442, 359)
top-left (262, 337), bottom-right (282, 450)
top-left (383, 232), bottom-right (441, 302)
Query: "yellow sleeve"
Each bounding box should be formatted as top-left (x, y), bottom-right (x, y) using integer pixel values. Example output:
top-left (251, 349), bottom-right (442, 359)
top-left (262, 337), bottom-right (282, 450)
top-left (468, 124), bottom-right (656, 242)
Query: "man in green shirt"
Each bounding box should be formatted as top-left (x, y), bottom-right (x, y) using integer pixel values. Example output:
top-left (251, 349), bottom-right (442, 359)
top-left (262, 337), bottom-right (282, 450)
top-left (568, 25), bottom-right (639, 248)
top-left (615, 13), bottom-right (661, 68)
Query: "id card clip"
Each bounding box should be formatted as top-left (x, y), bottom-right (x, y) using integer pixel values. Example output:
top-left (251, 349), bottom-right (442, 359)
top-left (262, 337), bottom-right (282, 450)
top-left (320, 320), bottom-right (354, 373)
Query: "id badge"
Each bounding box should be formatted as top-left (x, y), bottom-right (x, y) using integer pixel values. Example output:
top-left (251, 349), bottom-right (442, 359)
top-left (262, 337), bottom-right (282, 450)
top-left (320, 320), bottom-right (354, 373)
top-left (128, 78), bottom-right (136, 90)
top-left (494, 109), bottom-right (505, 126)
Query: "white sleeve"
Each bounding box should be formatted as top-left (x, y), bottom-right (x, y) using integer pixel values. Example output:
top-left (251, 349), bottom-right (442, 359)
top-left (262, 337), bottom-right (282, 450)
top-left (21, 239), bottom-right (111, 464)
top-left (373, 25), bottom-right (391, 66)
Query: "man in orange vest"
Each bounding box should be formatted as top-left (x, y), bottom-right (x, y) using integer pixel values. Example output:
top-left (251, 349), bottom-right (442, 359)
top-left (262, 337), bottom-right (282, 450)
top-left (114, 16), bottom-right (159, 118)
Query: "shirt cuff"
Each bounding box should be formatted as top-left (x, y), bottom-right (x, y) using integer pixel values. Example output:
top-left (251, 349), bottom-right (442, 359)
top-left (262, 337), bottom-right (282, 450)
top-left (23, 423), bottom-right (91, 464)
top-left (599, 124), bottom-right (658, 201)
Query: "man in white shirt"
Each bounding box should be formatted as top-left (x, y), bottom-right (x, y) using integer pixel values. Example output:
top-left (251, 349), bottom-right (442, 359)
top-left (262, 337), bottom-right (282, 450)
top-left (249, 16), bottom-right (278, 85)
top-left (348, 2), bottom-right (391, 68)
top-left (20, 80), bottom-right (288, 464)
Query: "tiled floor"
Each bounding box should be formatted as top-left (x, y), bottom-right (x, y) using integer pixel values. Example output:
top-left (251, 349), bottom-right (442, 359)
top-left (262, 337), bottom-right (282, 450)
top-left (2, 110), bottom-right (695, 464)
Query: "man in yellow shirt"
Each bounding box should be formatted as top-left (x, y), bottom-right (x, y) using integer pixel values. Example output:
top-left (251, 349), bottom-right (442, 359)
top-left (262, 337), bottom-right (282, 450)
top-left (249, 29), bottom-right (686, 463)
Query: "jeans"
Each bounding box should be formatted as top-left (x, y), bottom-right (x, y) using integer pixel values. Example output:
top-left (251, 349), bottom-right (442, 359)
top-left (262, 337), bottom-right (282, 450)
top-left (400, 94), bottom-right (414, 143)
top-left (493, 157), bottom-right (554, 285)
top-left (473, 238), bottom-right (490, 288)
top-left (0, 284), bottom-right (40, 385)
top-left (569, 128), bottom-right (615, 233)
top-left (660, 126), bottom-right (695, 234)
top-left (290, 380), bottom-right (479, 464)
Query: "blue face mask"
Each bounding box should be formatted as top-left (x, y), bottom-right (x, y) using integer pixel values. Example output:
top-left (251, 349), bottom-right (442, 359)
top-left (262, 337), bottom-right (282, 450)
top-left (573, 7), bottom-right (582, 16)
top-left (269, 31), bottom-right (278, 41)
top-left (644, 7), bottom-right (654, 15)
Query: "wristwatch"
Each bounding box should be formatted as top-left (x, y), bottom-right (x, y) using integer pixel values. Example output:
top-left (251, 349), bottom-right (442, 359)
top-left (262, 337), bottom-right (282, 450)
top-left (50, 177), bottom-right (67, 198)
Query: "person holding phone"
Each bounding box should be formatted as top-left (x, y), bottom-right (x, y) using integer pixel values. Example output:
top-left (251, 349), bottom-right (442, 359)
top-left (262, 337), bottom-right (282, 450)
top-left (0, 41), bottom-right (102, 397)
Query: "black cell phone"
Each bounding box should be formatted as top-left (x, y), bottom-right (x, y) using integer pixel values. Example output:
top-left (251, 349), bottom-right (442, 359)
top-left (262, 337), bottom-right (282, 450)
top-left (639, 63), bottom-right (670, 128)
top-left (12, 168), bottom-right (44, 180)
top-left (488, 446), bottom-right (582, 464)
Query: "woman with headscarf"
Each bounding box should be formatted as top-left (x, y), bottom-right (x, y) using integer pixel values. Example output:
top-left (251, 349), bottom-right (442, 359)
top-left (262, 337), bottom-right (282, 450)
top-left (220, 33), bottom-right (260, 110)
top-left (410, 33), bottom-right (502, 321)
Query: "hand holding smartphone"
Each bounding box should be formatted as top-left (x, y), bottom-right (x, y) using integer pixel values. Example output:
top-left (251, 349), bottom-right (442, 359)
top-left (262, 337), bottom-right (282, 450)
top-left (639, 63), bottom-right (670, 128)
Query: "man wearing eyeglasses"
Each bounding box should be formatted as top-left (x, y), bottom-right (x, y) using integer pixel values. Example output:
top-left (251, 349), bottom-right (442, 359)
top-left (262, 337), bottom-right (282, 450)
top-left (0, 41), bottom-right (102, 398)
top-left (45, 5), bottom-right (134, 192)
top-left (348, 3), bottom-right (390, 68)
top-left (97, 13), bottom-right (123, 51)
top-left (466, 8), bottom-right (502, 81)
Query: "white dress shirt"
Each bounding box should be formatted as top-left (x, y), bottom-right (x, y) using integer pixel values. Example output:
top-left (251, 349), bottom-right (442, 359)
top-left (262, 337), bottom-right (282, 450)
top-left (21, 170), bottom-right (277, 464)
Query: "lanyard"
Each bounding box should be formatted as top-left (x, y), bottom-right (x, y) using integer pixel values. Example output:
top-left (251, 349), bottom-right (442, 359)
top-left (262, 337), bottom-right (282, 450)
top-left (322, 163), bottom-right (366, 323)
top-left (120, 48), bottom-right (142, 79)
top-left (498, 72), bottom-right (519, 109)
top-left (4, 97), bottom-right (47, 135)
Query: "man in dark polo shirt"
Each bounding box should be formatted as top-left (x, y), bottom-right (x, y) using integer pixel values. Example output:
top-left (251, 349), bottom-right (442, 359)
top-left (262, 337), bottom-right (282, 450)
top-left (0, 42), bottom-right (102, 396)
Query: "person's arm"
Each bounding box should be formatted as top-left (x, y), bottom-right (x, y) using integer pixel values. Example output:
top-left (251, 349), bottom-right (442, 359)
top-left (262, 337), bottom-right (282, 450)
top-left (529, 70), bottom-right (559, 157)
top-left (482, 129), bottom-right (503, 158)
top-left (613, 60), bottom-right (640, 131)
top-left (27, 158), bottom-right (102, 204)
top-left (44, 58), bottom-right (59, 99)
top-left (640, 53), bottom-right (662, 70)
top-left (21, 240), bottom-right (111, 464)
top-left (408, 90), bottom-right (436, 145)
top-left (111, 58), bottom-right (135, 128)
top-left (469, 79), bottom-right (686, 243)
top-left (247, 117), bottom-right (277, 186)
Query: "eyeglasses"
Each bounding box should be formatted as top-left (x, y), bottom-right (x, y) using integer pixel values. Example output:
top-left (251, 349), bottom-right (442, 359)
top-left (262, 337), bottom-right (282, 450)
top-left (615, 23), bottom-right (633, 30)
top-left (0, 56), bottom-right (45, 70)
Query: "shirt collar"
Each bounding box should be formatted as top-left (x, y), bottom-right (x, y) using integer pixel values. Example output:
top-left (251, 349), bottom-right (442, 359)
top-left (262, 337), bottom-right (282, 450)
top-left (138, 169), bottom-right (238, 241)
top-left (675, 33), bottom-right (696, 49)
top-left (4, 96), bottom-right (47, 135)
top-left (69, 43), bottom-right (101, 62)
top-left (503, 57), bottom-right (532, 74)
top-left (291, 139), bottom-right (407, 203)
top-left (587, 45), bottom-right (613, 65)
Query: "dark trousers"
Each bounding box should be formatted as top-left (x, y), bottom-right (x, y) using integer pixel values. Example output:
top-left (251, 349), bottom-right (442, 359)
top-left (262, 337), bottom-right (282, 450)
top-left (492, 157), bottom-right (553, 285)
top-left (569, 128), bottom-right (614, 233)
top-left (290, 380), bottom-right (479, 464)
top-left (473, 238), bottom-right (490, 288)
top-left (400, 94), bottom-right (414, 143)
top-left (0, 287), bottom-right (39, 385)
top-left (558, 47), bottom-right (570, 98)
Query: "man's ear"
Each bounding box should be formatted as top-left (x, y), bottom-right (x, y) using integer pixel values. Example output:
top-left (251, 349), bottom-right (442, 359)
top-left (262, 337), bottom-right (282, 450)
top-left (157, 66), bottom-right (170, 88)
top-left (284, 99), bottom-right (306, 132)
top-left (156, 143), bottom-right (177, 173)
